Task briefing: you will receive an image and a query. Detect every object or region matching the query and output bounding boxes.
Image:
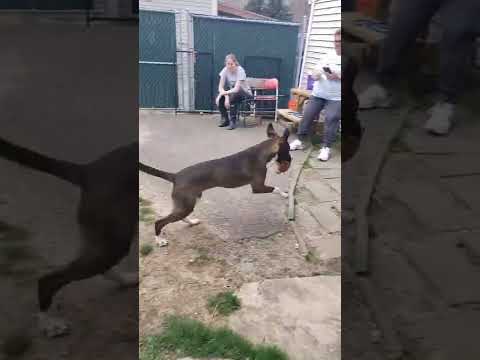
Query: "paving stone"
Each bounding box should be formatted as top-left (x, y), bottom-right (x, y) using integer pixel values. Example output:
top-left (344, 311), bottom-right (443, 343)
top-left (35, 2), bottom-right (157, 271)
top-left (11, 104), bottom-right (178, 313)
top-left (229, 276), bottom-right (340, 360)
top-left (404, 234), bottom-right (480, 306)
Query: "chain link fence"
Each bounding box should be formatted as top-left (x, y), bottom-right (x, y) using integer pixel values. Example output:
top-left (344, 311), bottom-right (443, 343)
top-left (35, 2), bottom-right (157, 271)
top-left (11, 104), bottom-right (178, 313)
top-left (139, 10), bottom-right (300, 111)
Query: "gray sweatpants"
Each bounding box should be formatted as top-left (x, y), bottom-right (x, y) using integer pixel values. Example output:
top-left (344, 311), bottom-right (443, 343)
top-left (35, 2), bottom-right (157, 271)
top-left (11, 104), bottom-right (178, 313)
top-left (298, 96), bottom-right (341, 148)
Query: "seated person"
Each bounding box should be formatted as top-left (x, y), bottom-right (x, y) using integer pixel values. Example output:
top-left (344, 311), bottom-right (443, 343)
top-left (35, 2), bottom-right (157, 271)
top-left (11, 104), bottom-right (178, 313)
top-left (289, 29), bottom-right (341, 161)
top-left (216, 53), bottom-right (252, 130)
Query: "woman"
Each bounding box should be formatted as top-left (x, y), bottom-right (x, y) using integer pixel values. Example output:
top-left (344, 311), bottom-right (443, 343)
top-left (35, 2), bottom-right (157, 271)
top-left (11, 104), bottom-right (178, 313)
top-left (216, 54), bottom-right (252, 130)
top-left (289, 29), bottom-right (341, 161)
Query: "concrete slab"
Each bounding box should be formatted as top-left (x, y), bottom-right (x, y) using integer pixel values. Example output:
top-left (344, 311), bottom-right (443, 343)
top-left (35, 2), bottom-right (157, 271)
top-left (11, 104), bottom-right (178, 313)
top-left (377, 155), bottom-right (480, 232)
top-left (325, 178), bottom-right (341, 194)
top-left (441, 175), bottom-right (480, 214)
top-left (294, 205), bottom-right (341, 260)
top-left (417, 154), bottom-right (480, 177)
top-left (229, 276), bottom-right (341, 360)
top-left (301, 174), bottom-right (339, 203)
top-left (404, 234), bottom-right (480, 306)
top-left (405, 130), bottom-right (480, 154)
top-left (398, 310), bottom-right (480, 360)
top-left (310, 203), bottom-right (341, 234)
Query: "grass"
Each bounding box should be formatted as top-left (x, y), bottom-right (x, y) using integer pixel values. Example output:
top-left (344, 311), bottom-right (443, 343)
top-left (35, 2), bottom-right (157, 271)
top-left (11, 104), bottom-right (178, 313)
top-left (140, 316), bottom-right (289, 360)
top-left (140, 243), bottom-right (154, 257)
top-left (139, 197), bottom-right (156, 224)
top-left (189, 246), bottom-right (213, 266)
top-left (207, 291), bottom-right (241, 316)
top-left (305, 250), bottom-right (321, 265)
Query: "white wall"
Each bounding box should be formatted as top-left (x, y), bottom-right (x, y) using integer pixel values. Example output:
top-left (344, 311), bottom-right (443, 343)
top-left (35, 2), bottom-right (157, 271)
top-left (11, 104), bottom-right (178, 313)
top-left (139, 0), bottom-right (217, 15)
top-left (299, 0), bottom-right (340, 87)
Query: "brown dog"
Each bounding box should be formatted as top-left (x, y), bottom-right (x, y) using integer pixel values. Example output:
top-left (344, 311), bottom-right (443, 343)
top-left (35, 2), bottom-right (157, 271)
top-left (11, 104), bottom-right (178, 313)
top-left (140, 123), bottom-right (291, 246)
top-left (0, 137), bottom-right (138, 337)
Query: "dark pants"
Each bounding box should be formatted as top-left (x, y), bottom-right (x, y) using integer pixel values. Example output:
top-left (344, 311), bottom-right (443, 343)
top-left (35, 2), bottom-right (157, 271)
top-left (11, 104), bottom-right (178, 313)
top-left (298, 96), bottom-right (341, 148)
top-left (378, 0), bottom-right (480, 103)
top-left (217, 89), bottom-right (250, 124)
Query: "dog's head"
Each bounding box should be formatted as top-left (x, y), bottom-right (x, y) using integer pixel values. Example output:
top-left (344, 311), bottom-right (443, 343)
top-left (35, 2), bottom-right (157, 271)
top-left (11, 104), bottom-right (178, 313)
top-left (267, 123), bottom-right (291, 174)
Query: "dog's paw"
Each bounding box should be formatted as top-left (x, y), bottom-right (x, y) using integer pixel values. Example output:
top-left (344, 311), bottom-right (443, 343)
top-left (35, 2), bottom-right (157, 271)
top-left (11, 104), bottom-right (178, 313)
top-left (183, 218), bottom-right (201, 226)
top-left (155, 236), bottom-right (169, 247)
top-left (273, 187), bottom-right (289, 198)
top-left (37, 312), bottom-right (70, 338)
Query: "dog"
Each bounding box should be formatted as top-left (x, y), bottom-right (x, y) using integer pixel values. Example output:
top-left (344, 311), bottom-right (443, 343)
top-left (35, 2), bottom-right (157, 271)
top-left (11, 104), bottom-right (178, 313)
top-left (0, 138), bottom-right (138, 337)
top-left (342, 54), bottom-right (363, 162)
top-left (139, 123), bottom-right (292, 246)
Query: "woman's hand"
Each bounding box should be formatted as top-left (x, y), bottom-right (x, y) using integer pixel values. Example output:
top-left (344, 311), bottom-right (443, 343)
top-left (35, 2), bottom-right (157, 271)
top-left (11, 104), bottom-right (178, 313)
top-left (326, 72), bottom-right (340, 81)
top-left (219, 89), bottom-right (228, 96)
top-left (224, 95), bottom-right (230, 109)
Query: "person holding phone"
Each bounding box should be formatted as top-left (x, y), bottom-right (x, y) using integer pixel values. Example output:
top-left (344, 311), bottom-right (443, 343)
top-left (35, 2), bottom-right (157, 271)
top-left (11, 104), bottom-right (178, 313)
top-left (358, 0), bottom-right (480, 135)
top-left (289, 29), bottom-right (341, 161)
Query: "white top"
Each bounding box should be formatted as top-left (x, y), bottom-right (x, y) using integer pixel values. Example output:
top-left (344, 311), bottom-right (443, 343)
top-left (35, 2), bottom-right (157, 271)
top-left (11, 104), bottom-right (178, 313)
top-left (311, 51), bottom-right (341, 101)
top-left (219, 65), bottom-right (252, 94)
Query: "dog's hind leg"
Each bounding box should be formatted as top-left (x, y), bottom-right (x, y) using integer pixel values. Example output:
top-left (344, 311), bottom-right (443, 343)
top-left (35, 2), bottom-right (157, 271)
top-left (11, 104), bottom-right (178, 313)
top-left (104, 268), bottom-right (138, 287)
top-left (37, 229), bottom-right (133, 337)
top-left (154, 193), bottom-right (196, 246)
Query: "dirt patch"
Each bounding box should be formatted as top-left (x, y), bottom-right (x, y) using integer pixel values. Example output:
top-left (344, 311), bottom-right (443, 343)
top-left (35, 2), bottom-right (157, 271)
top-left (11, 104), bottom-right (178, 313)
top-left (139, 190), bottom-right (326, 338)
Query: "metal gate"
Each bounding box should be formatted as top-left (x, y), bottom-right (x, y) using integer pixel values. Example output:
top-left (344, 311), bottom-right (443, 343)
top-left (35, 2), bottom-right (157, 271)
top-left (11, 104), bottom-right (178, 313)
top-left (139, 10), bottom-right (177, 108)
top-left (193, 15), bottom-right (300, 111)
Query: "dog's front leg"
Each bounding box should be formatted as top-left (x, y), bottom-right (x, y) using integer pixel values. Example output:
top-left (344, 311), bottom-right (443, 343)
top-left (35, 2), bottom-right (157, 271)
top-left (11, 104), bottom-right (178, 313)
top-left (273, 186), bottom-right (289, 198)
top-left (251, 184), bottom-right (275, 194)
top-left (251, 183), bottom-right (288, 198)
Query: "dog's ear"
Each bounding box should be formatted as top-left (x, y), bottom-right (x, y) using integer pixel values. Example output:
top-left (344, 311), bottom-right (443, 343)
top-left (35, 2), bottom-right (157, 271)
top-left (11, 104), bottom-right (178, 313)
top-left (282, 128), bottom-right (290, 141)
top-left (267, 123), bottom-right (277, 138)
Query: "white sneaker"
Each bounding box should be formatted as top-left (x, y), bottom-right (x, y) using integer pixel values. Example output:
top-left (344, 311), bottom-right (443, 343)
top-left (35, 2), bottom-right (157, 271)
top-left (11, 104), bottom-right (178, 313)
top-left (317, 147), bottom-right (331, 161)
top-left (289, 139), bottom-right (304, 151)
top-left (423, 102), bottom-right (454, 135)
top-left (358, 84), bottom-right (393, 110)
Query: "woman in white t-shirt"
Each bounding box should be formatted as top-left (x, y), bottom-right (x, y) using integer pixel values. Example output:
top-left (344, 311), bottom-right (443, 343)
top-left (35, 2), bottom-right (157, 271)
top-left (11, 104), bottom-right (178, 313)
top-left (289, 29), bottom-right (342, 161)
top-left (215, 53), bottom-right (252, 130)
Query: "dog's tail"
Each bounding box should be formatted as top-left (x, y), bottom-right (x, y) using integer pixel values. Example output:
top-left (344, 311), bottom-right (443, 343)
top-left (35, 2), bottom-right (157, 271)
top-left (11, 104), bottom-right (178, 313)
top-left (139, 162), bottom-right (175, 183)
top-left (0, 137), bottom-right (83, 186)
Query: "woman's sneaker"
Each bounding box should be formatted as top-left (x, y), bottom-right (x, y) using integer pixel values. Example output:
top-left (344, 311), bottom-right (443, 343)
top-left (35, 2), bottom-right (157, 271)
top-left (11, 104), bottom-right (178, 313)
top-left (289, 139), bottom-right (304, 151)
top-left (423, 102), bottom-right (454, 135)
top-left (358, 84), bottom-right (393, 110)
top-left (317, 147), bottom-right (331, 161)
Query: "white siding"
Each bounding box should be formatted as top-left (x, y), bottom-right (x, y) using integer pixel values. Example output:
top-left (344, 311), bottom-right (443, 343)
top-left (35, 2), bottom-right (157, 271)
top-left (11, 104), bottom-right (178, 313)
top-left (299, 0), bottom-right (340, 88)
top-left (139, 0), bottom-right (216, 16)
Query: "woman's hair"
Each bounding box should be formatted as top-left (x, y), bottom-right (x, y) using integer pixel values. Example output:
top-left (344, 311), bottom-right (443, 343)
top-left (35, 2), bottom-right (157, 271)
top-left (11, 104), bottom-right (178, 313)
top-left (225, 53), bottom-right (239, 66)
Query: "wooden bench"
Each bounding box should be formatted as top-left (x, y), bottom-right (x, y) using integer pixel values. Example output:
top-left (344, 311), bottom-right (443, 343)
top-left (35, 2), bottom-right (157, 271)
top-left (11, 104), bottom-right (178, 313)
top-left (277, 88), bottom-right (324, 134)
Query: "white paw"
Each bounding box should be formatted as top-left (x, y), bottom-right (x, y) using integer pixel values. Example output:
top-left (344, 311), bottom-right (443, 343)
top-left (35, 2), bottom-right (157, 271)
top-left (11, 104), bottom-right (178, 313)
top-left (37, 312), bottom-right (69, 338)
top-left (155, 236), bottom-right (169, 247)
top-left (273, 187), bottom-right (289, 198)
top-left (183, 218), bottom-right (201, 226)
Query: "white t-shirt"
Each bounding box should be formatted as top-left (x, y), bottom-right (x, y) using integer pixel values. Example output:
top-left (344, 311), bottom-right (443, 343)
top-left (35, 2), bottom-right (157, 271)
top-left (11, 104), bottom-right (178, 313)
top-left (311, 51), bottom-right (341, 101)
top-left (219, 65), bottom-right (252, 94)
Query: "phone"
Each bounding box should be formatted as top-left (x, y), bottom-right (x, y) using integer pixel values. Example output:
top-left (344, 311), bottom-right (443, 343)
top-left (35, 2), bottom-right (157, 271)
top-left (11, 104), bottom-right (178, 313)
top-left (323, 67), bottom-right (332, 74)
